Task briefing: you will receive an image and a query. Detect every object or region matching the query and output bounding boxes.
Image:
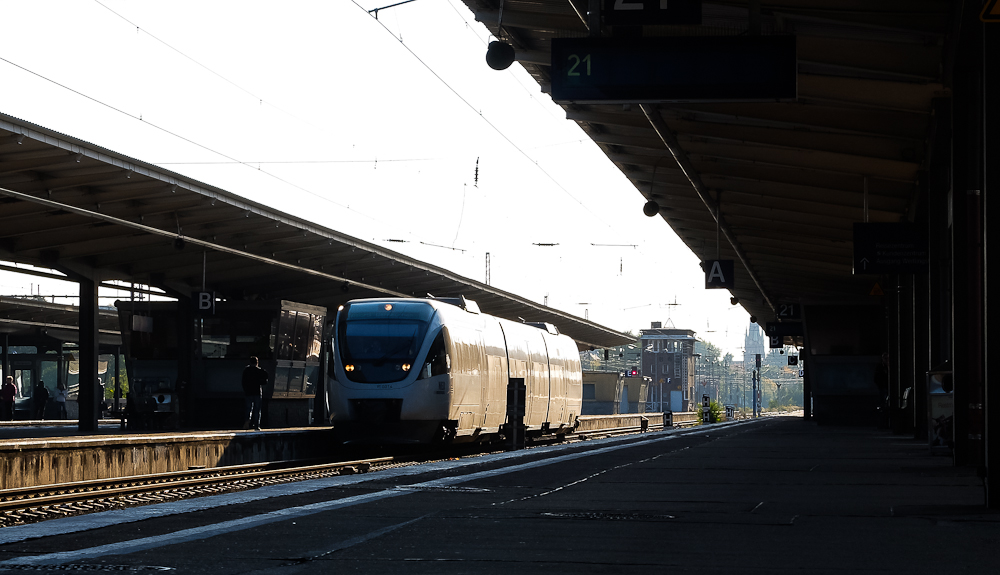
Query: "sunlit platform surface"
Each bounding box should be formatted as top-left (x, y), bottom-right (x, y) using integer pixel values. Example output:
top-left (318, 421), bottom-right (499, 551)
top-left (1, 415), bottom-right (997, 573)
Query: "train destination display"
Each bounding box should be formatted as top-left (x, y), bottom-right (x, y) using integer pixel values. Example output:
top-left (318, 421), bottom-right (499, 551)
top-left (550, 35), bottom-right (797, 103)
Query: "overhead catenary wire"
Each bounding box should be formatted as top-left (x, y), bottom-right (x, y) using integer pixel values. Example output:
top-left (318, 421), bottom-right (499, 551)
top-left (442, 0), bottom-right (562, 120)
top-left (352, 1), bottom-right (687, 277)
top-left (91, 0), bottom-right (313, 128)
top-left (90, 2), bottom-right (652, 266)
top-left (351, 0), bottom-right (623, 242)
top-left (0, 55), bottom-right (369, 220)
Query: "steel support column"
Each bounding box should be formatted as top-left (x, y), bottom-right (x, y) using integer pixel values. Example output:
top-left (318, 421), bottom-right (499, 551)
top-left (177, 296), bottom-right (194, 428)
top-left (802, 345), bottom-right (812, 420)
top-left (886, 276), bottom-right (900, 430)
top-left (927, 98), bottom-right (952, 414)
top-left (983, 11), bottom-right (1000, 508)
top-left (897, 274), bottom-right (915, 435)
top-left (952, 7), bottom-right (986, 465)
top-left (913, 273), bottom-right (929, 440)
top-left (2, 334), bottom-right (8, 385)
top-left (78, 276), bottom-right (100, 432)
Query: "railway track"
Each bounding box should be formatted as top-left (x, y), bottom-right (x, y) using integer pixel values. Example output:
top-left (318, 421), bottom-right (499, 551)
top-left (0, 422), bottom-right (677, 529)
top-left (0, 456), bottom-right (393, 529)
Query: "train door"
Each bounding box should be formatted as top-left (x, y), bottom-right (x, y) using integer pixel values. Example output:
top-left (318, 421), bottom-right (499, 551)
top-left (482, 320), bottom-right (507, 430)
top-left (538, 334), bottom-right (551, 425)
top-left (448, 319), bottom-right (485, 433)
top-left (501, 322), bottom-right (533, 425)
top-left (472, 328), bottom-right (488, 432)
top-left (504, 323), bottom-right (548, 430)
top-left (550, 359), bottom-right (565, 425)
top-left (484, 354), bottom-right (505, 428)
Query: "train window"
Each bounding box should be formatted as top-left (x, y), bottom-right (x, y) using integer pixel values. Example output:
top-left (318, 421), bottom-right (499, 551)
top-left (7, 346), bottom-right (38, 354)
top-left (198, 314), bottom-right (274, 360)
top-left (307, 315), bottom-right (323, 362)
top-left (418, 331), bottom-right (449, 380)
top-left (291, 312), bottom-right (311, 362)
top-left (129, 312), bottom-right (178, 360)
top-left (583, 383), bottom-right (596, 400)
top-left (199, 318), bottom-right (230, 358)
top-left (276, 311), bottom-right (295, 361)
top-left (337, 301), bottom-right (435, 384)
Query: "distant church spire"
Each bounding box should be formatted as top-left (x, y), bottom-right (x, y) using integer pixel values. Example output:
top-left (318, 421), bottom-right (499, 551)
top-left (744, 322), bottom-right (765, 365)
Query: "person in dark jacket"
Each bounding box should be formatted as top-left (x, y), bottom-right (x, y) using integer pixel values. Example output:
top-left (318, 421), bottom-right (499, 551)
top-left (241, 356), bottom-right (268, 430)
top-left (0, 376), bottom-right (16, 421)
top-left (34, 382), bottom-right (49, 420)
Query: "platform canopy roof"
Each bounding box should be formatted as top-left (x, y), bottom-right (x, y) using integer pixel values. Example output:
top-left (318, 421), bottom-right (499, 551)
top-left (0, 112), bottom-right (633, 350)
top-left (462, 0), bottom-right (950, 324)
top-left (0, 296), bottom-right (120, 346)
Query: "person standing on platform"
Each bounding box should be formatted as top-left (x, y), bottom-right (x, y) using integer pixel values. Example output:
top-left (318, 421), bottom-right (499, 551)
top-left (241, 356), bottom-right (268, 430)
top-left (1, 376), bottom-right (16, 421)
top-left (34, 381), bottom-right (49, 420)
top-left (54, 381), bottom-right (68, 419)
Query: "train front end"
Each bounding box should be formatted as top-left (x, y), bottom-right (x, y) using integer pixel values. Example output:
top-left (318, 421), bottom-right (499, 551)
top-left (329, 299), bottom-right (451, 444)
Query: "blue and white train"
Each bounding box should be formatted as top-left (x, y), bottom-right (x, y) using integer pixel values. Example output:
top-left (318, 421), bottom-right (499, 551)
top-left (328, 297), bottom-right (582, 444)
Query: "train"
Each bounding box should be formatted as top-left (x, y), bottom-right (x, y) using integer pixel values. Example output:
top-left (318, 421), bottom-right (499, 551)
top-left (328, 296), bottom-right (583, 444)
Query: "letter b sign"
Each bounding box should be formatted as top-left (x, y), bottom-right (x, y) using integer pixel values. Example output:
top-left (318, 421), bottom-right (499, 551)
top-left (194, 291), bottom-right (215, 315)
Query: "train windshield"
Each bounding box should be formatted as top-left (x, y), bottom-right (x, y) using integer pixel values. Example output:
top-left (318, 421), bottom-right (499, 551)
top-left (337, 301), bottom-right (436, 383)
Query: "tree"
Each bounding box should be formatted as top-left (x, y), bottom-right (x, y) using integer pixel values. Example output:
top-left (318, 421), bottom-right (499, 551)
top-left (759, 347), bottom-right (802, 409)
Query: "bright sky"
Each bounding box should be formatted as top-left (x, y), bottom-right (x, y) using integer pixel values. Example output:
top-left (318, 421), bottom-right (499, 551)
top-left (0, 0), bottom-right (751, 355)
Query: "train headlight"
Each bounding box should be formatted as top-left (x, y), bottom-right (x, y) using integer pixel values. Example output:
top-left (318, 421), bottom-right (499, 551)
top-left (344, 364), bottom-right (355, 372)
top-left (402, 363), bottom-right (411, 372)
top-left (384, 304), bottom-right (393, 311)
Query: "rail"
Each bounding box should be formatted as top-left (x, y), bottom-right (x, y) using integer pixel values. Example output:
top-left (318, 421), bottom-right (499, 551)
top-left (669, 412), bottom-right (700, 428)
top-left (0, 456), bottom-right (393, 527)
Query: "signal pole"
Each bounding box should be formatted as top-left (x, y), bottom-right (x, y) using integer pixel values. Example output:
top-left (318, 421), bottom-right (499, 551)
top-left (754, 353), bottom-right (762, 417)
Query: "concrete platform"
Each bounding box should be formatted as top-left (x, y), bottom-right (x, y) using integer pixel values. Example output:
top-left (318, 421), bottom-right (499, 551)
top-left (0, 420), bottom-right (130, 441)
top-left (1, 415), bottom-right (997, 573)
top-left (0, 425), bottom-right (336, 490)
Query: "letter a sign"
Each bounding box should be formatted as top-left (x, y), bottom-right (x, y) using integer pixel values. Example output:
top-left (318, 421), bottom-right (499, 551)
top-left (703, 259), bottom-right (734, 289)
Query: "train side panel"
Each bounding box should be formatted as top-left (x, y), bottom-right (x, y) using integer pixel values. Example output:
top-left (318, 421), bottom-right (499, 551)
top-left (502, 323), bottom-right (530, 428)
top-left (482, 319), bottom-right (508, 430)
top-left (445, 310), bottom-right (485, 435)
top-left (499, 320), bottom-right (550, 431)
top-left (544, 331), bottom-right (582, 430)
